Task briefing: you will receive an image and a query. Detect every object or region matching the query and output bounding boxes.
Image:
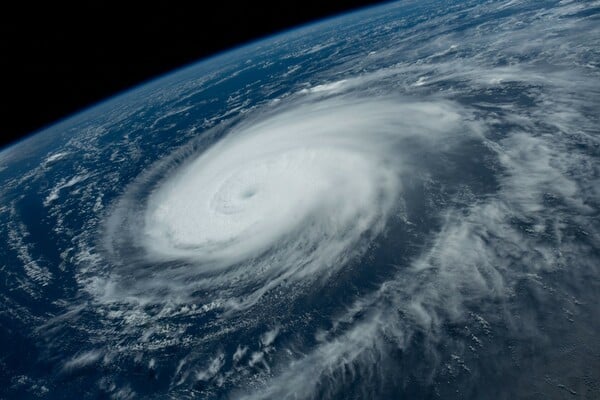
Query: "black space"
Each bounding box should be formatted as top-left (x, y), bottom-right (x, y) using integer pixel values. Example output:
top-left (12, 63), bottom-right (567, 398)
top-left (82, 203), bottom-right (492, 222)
top-left (0, 1), bottom-right (388, 150)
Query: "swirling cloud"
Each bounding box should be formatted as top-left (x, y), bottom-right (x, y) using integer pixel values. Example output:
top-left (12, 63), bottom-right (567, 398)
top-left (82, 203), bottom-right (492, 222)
top-left (101, 96), bottom-right (477, 311)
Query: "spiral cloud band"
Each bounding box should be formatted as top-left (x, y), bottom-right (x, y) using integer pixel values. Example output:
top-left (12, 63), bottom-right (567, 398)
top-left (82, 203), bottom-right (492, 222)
top-left (143, 99), bottom-right (403, 264)
top-left (104, 97), bottom-right (475, 309)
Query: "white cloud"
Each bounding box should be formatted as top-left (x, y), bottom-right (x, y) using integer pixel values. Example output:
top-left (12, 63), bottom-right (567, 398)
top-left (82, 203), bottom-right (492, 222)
top-left (62, 350), bottom-right (103, 372)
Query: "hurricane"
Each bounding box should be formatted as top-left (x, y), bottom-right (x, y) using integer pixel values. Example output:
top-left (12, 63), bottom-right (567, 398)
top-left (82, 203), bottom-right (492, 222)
top-left (101, 97), bottom-right (478, 313)
top-left (0, 0), bottom-right (598, 399)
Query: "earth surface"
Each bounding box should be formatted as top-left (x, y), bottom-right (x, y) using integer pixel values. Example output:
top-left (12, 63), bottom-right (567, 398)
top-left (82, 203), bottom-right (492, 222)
top-left (1, 1), bottom-right (599, 399)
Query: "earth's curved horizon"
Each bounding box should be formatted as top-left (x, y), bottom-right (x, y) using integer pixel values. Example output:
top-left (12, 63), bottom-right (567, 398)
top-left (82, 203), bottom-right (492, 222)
top-left (1, 1), bottom-right (599, 399)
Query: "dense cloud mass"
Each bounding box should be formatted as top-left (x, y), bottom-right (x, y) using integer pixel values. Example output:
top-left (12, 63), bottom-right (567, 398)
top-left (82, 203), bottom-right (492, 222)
top-left (0, 0), bottom-right (598, 399)
top-left (103, 98), bottom-right (478, 311)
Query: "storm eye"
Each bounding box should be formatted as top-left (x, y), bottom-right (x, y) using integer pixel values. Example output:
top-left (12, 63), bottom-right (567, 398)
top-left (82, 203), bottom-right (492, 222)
top-left (240, 187), bottom-right (257, 199)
